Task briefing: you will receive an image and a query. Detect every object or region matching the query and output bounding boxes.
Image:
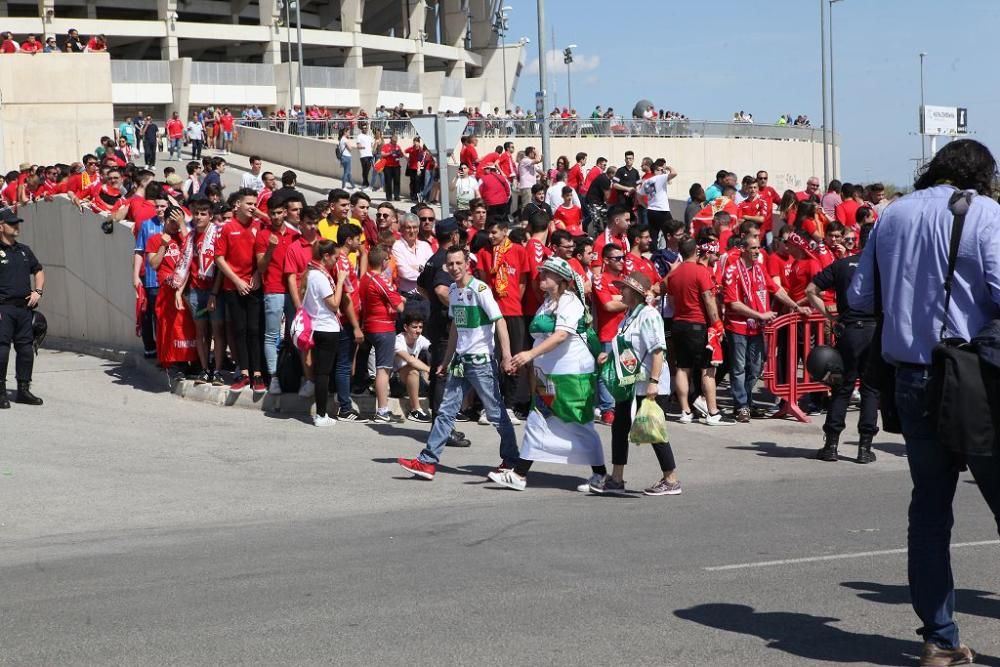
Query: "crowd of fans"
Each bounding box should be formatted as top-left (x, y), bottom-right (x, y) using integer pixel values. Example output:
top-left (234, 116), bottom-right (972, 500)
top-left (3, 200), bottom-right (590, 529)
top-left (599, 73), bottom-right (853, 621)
top-left (1, 29), bottom-right (107, 54)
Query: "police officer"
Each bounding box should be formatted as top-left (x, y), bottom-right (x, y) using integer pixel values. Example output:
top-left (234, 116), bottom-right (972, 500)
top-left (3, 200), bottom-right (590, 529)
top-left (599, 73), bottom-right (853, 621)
top-left (0, 208), bottom-right (45, 409)
top-left (805, 222), bottom-right (879, 463)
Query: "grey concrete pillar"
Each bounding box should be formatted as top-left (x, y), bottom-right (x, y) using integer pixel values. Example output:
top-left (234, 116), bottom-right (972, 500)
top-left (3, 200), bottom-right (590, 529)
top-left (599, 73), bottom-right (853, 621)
top-left (157, 0), bottom-right (179, 60)
top-left (341, 0), bottom-right (365, 68)
top-left (258, 0), bottom-right (282, 64)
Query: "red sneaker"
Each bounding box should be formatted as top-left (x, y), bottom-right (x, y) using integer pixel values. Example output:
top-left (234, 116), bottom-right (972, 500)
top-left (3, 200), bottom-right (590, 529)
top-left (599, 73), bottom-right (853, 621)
top-left (251, 377), bottom-right (266, 393)
top-left (230, 375), bottom-right (251, 391)
top-left (600, 410), bottom-right (615, 426)
top-left (398, 457), bottom-right (436, 480)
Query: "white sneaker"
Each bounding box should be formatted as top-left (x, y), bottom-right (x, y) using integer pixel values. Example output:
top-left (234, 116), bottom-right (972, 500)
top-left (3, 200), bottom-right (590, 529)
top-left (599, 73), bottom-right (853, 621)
top-left (488, 469), bottom-right (527, 491)
top-left (702, 412), bottom-right (734, 426)
top-left (312, 414), bottom-right (335, 427)
top-left (577, 473), bottom-right (604, 492)
top-left (692, 396), bottom-right (710, 418)
top-left (298, 380), bottom-right (315, 398)
top-left (478, 412), bottom-right (492, 426)
top-left (678, 411), bottom-right (693, 424)
top-left (851, 388), bottom-right (861, 403)
top-left (268, 377), bottom-right (282, 394)
top-left (506, 409), bottom-right (522, 425)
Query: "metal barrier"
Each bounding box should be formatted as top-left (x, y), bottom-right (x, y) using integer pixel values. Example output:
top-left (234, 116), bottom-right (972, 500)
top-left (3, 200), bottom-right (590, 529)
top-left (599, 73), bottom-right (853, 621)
top-left (760, 312), bottom-right (833, 423)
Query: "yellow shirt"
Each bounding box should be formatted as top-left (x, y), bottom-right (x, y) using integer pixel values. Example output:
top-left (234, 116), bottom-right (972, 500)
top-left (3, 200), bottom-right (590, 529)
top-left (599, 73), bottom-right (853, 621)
top-left (317, 217), bottom-right (366, 270)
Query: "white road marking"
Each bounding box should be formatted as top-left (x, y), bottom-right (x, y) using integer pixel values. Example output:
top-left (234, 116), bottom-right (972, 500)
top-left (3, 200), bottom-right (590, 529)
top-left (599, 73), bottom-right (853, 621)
top-left (704, 540), bottom-right (1000, 572)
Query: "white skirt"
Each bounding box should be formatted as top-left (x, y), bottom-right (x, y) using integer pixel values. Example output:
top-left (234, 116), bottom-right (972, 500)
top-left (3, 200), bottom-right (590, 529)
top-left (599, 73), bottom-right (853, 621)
top-left (520, 410), bottom-right (605, 466)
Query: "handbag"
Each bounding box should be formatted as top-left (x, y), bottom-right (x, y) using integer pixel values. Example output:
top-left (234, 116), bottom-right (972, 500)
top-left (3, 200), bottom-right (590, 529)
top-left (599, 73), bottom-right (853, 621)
top-left (927, 190), bottom-right (998, 456)
top-left (862, 224), bottom-right (901, 433)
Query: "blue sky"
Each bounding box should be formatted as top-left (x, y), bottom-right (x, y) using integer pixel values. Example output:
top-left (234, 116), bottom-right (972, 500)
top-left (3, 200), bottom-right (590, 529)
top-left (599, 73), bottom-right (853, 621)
top-left (506, 0), bottom-right (1000, 188)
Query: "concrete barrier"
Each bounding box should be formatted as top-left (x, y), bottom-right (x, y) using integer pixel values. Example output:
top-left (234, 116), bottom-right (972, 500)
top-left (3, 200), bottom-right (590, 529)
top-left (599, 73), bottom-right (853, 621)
top-left (232, 125), bottom-right (361, 183)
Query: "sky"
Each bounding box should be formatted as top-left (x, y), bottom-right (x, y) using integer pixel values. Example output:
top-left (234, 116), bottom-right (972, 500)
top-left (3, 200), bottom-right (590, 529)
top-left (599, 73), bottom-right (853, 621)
top-left (504, 0), bottom-right (1000, 188)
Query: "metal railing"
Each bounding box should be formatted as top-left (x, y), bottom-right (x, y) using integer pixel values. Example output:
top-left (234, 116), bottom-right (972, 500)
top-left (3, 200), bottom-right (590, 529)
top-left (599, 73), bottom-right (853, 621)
top-left (190, 61), bottom-right (275, 86)
top-left (237, 116), bottom-right (833, 144)
top-left (110, 59), bottom-right (171, 84)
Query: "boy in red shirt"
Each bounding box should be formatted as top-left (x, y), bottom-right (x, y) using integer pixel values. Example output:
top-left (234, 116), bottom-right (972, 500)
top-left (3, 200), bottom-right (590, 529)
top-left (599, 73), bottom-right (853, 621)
top-left (184, 199), bottom-right (227, 386)
top-left (219, 108), bottom-right (236, 154)
top-left (553, 186), bottom-right (584, 236)
top-left (165, 111), bottom-right (185, 161)
top-left (145, 206), bottom-right (198, 373)
top-left (214, 188), bottom-right (264, 392)
top-left (591, 205), bottom-right (631, 279)
top-left (593, 243), bottom-right (628, 425)
top-left (360, 246), bottom-right (405, 422)
top-left (254, 194), bottom-right (298, 392)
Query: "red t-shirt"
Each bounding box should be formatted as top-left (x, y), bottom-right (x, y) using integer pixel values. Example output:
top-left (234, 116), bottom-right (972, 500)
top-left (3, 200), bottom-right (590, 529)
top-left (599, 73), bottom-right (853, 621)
top-left (283, 236), bottom-right (314, 282)
top-left (335, 252), bottom-right (361, 323)
top-left (166, 118), bottom-right (185, 139)
top-left (553, 205), bottom-right (583, 236)
top-left (85, 37), bottom-right (105, 51)
top-left (522, 238), bottom-right (551, 316)
top-left (220, 114), bottom-right (235, 132)
top-left (580, 166), bottom-right (602, 197)
top-left (460, 144), bottom-right (478, 169)
top-left (253, 224), bottom-right (298, 294)
top-left (592, 272), bottom-right (625, 343)
top-left (215, 218), bottom-right (259, 291)
top-left (360, 271), bottom-right (403, 334)
top-left (591, 229), bottom-right (630, 269)
top-left (188, 227), bottom-right (219, 291)
top-left (2, 181), bottom-right (18, 204)
top-left (87, 184), bottom-right (124, 213)
top-left (737, 196), bottom-right (767, 222)
top-left (624, 252), bottom-right (660, 287)
top-left (480, 242), bottom-right (529, 317)
top-left (834, 199), bottom-right (859, 228)
top-left (566, 164), bottom-right (585, 192)
top-left (479, 171), bottom-right (512, 207)
top-left (145, 233), bottom-right (184, 286)
top-left (121, 195), bottom-right (157, 227)
top-left (765, 252), bottom-right (793, 289)
top-left (785, 257), bottom-right (822, 303)
top-left (568, 258), bottom-right (588, 280)
top-left (759, 185), bottom-right (782, 234)
top-left (722, 260), bottom-right (776, 336)
top-left (380, 143), bottom-right (403, 168)
top-left (666, 261), bottom-right (714, 324)
top-left (20, 40), bottom-right (42, 53)
top-left (0, 40), bottom-right (17, 53)
top-left (404, 146), bottom-right (424, 171)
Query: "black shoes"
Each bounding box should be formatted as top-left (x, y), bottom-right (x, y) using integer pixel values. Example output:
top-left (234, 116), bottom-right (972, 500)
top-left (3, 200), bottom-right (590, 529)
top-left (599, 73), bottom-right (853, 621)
top-left (446, 431), bottom-right (471, 447)
top-left (0, 383), bottom-right (9, 409)
top-left (15, 381), bottom-right (42, 406)
top-left (817, 433), bottom-right (839, 462)
top-left (857, 435), bottom-right (877, 464)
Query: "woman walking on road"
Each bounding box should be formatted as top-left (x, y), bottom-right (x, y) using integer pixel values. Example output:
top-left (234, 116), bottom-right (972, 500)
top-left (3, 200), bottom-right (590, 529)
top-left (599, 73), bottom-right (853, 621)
top-left (489, 257), bottom-right (608, 492)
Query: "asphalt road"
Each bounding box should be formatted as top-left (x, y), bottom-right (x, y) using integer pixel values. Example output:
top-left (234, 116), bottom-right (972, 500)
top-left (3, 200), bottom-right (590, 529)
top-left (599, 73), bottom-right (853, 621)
top-left (1, 350), bottom-right (998, 666)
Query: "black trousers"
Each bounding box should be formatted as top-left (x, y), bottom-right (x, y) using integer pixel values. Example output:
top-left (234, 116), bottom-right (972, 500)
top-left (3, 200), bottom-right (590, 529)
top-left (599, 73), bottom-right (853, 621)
top-left (427, 323), bottom-right (449, 416)
top-left (499, 315), bottom-right (526, 409)
top-left (141, 286), bottom-right (159, 353)
top-left (408, 169), bottom-right (421, 201)
top-left (224, 290), bottom-right (263, 376)
top-left (143, 140), bottom-right (157, 167)
top-left (611, 394), bottom-right (677, 471)
top-left (647, 209), bottom-right (674, 250)
top-left (312, 330), bottom-right (340, 418)
top-left (384, 166), bottom-right (401, 201)
top-left (823, 320), bottom-right (880, 438)
top-left (360, 156), bottom-right (373, 187)
top-left (191, 140), bottom-right (203, 159)
top-left (0, 304), bottom-right (34, 383)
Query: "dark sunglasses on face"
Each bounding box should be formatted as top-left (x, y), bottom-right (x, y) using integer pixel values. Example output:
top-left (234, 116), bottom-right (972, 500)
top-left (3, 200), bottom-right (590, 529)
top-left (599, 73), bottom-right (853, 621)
top-left (419, 216), bottom-right (435, 222)
top-left (376, 213), bottom-right (392, 219)
top-left (607, 256), bottom-right (625, 262)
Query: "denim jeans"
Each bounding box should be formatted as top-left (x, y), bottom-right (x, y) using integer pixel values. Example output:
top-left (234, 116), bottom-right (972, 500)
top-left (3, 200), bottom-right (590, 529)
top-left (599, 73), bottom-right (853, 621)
top-left (340, 156), bottom-right (354, 189)
top-left (168, 137), bottom-right (181, 159)
top-left (728, 332), bottom-right (764, 408)
top-left (896, 366), bottom-right (1000, 649)
top-left (262, 293), bottom-right (285, 375)
top-left (420, 170), bottom-right (434, 201)
top-left (335, 324), bottom-right (357, 412)
top-left (596, 342), bottom-right (615, 412)
top-left (418, 360), bottom-right (520, 466)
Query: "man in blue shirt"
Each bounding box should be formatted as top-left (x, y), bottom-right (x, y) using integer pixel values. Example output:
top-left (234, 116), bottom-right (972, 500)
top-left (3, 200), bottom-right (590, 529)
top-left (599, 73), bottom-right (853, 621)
top-left (133, 197), bottom-right (169, 358)
top-left (849, 139), bottom-right (1000, 666)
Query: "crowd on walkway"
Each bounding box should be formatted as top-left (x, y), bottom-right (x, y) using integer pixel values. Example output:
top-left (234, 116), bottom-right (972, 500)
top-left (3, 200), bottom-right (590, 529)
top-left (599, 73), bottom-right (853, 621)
top-left (1, 29), bottom-right (107, 53)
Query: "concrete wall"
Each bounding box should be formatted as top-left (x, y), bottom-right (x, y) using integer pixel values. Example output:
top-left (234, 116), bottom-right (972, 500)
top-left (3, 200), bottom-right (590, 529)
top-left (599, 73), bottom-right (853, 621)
top-left (17, 198), bottom-right (141, 354)
top-left (0, 54), bottom-right (114, 170)
top-left (233, 125), bottom-right (355, 181)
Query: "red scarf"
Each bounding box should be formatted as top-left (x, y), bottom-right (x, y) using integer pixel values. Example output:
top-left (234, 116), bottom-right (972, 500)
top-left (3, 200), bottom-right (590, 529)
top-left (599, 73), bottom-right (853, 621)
top-left (734, 257), bottom-right (768, 331)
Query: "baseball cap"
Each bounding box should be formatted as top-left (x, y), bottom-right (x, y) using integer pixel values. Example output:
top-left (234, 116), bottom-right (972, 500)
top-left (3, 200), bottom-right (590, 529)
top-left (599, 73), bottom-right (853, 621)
top-left (436, 217), bottom-right (459, 235)
top-left (0, 208), bottom-right (24, 224)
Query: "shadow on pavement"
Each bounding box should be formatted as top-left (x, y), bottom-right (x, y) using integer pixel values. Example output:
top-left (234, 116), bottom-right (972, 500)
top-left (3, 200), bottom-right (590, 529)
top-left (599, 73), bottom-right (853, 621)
top-left (366, 423), bottom-right (429, 441)
top-left (843, 581), bottom-right (1000, 621)
top-left (728, 441), bottom-right (819, 459)
top-left (103, 363), bottom-right (171, 395)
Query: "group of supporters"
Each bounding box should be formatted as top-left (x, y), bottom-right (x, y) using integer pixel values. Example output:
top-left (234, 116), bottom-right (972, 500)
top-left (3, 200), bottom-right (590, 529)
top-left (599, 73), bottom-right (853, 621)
top-left (0, 29), bottom-right (106, 54)
top-left (7, 133), bottom-right (898, 493)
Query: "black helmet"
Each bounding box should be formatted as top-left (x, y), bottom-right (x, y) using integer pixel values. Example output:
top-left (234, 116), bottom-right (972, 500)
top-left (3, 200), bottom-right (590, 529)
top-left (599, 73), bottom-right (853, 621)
top-left (807, 345), bottom-right (844, 386)
top-left (31, 310), bottom-right (47, 355)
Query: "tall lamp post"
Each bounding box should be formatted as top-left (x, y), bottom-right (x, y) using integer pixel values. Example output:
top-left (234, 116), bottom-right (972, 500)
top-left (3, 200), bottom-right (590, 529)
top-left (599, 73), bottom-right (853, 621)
top-left (535, 0), bottom-right (550, 172)
top-left (563, 44), bottom-right (576, 112)
top-left (492, 6), bottom-right (512, 110)
top-left (282, 0), bottom-right (293, 119)
top-left (829, 0), bottom-right (843, 178)
top-left (919, 52), bottom-right (927, 166)
top-left (819, 0), bottom-right (829, 189)
top-left (294, 0), bottom-right (306, 134)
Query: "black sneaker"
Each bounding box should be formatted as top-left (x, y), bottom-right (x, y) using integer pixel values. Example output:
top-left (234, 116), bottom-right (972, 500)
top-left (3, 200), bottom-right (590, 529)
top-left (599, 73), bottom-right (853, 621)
top-left (195, 370), bottom-right (211, 385)
top-left (407, 409), bottom-right (432, 423)
top-left (211, 370), bottom-right (225, 386)
top-left (372, 411), bottom-right (401, 424)
top-left (446, 432), bottom-right (471, 447)
top-left (455, 409), bottom-right (478, 423)
top-left (513, 409), bottom-right (530, 422)
top-left (338, 408), bottom-right (369, 423)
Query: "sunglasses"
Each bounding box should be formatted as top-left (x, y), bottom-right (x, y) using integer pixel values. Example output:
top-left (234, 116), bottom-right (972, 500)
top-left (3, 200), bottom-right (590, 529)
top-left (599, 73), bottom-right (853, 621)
top-left (757, 176), bottom-right (768, 180)
top-left (419, 216), bottom-right (435, 222)
top-left (376, 213), bottom-right (392, 219)
top-left (607, 256), bottom-right (625, 262)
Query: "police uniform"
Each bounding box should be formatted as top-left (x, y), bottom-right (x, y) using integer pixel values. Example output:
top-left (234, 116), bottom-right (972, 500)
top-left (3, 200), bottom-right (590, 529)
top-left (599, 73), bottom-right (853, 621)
top-left (811, 254), bottom-right (879, 462)
top-left (0, 208), bottom-right (44, 407)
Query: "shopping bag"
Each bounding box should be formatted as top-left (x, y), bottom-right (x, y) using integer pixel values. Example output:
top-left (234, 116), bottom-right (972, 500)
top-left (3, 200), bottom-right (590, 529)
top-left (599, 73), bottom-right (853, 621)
top-left (373, 158), bottom-right (386, 173)
top-left (629, 398), bottom-right (669, 444)
top-left (598, 334), bottom-right (640, 403)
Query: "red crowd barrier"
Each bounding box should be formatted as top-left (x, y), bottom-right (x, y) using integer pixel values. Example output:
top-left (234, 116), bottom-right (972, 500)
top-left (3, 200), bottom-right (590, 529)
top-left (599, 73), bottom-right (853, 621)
top-left (760, 312), bottom-right (832, 423)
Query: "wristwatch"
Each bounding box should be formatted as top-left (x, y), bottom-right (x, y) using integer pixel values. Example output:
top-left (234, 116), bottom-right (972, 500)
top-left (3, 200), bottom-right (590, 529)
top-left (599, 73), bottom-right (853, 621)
top-left (33, 288), bottom-right (43, 296)
top-left (648, 378), bottom-right (659, 384)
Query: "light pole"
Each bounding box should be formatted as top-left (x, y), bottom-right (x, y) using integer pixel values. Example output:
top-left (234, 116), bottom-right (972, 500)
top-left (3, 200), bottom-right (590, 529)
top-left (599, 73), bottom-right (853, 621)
top-left (819, 0), bottom-right (829, 188)
top-left (282, 0), bottom-right (293, 121)
top-left (294, 0), bottom-right (306, 135)
top-left (563, 44), bottom-right (576, 112)
top-left (829, 0), bottom-right (843, 178)
top-left (919, 52), bottom-right (927, 166)
top-left (535, 0), bottom-right (550, 172)
top-left (492, 6), bottom-right (512, 111)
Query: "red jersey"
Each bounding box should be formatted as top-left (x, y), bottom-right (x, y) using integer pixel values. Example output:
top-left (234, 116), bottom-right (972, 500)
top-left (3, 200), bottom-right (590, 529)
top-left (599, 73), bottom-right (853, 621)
top-left (0, 40), bottom-right (17, 54)
top-left (189, 226), bottom-right (219, 291)
top-left (88, 184), bottom-right (124, 213)
top-left (380, 143), bottom-right (404, 168)
top-left (592, 272), bottom-right (625, 343)
top-left (253, 224), bottom-right (298, 294)
top-left (481, 241), bottom-right (529, 317)
top-left (215, 218), bottom-right (260, 291)
top-left (722, 259), bottom-right (776, 336)
top-left (283, 235), bottom-right (314, 283)
top-left (553, 205), bottom-right (583, 236)
top-left (359, 271), bottom-right (403, 334)
top-left (335, 252), bottom-right (361, 323)
top-left (497, 152), bottom-right (516, 181)
top-left (1, 181), bottom-right (17, 204)
top-left (166, 118), bottom-right (184, 139)
top-left (591, 229), bottom-right (630, 269)
top-left (785, 257), bottom-right (822, 303)
top-left (566, 164), bottom-right (585, 193)
top-left (765, 252), bottom-right (793, 289)
top-left (19, 40), bottom-right (42, 53)
top-left (219, 114), bottom-right (235, 132)
top-left (737, 196), bottom-right (767, 222)
top-left (479, 171), bottom-right (512, 207)
top-left (580, 166), bottom-right (602, 197)
top-left (404, 146), bottom-right (424, 172)
top-left (624, 252), bottom-right (660, 287)
top-left (568, 258), bottom-right (588, 280)
top-left (476, 151), bottom-right (501, 179)
top-left (522, 238), bottom-right (551, 316)
top-left (145, 233), bottom-right (184, 285)
top-left (759, 185), bottom-right (782, 234)
top-left (460, 144), bottom-right (479, 169)
top-left (665, 261), bottom-right (714, 324)
top-left (85, 37), bottom-right (106, 51)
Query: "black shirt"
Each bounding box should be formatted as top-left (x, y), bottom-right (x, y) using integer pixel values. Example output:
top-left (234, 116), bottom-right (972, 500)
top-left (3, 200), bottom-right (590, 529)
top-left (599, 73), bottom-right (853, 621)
top-left (613, 166), bottom-right (640, 208)
top-left (0, 240), bottom-right (42, 302)
top-left (142, 123), bottom-right (159, 144)
top-left (811, 255), bottom-right (875, 323)
top-left (585, 173), bottom-right (612, 206)
top-left (417, 247), bottom-right (452, 337)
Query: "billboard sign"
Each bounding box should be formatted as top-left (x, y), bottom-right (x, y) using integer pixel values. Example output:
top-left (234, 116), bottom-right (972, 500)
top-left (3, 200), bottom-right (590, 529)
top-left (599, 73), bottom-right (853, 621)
top-left (921, 105), bottom-right (968, 136)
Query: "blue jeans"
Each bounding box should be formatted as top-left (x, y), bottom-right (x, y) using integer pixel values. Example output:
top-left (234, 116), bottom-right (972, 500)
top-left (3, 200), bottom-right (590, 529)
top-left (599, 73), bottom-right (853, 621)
top-left (420, 170), bottom-right (434, 201)
top-left (340, 155), bottom-right (354, 188)
top-left (895, 366), bottom-right (1000, 649)
top-left (728, 332), bottom-right (764, 408)
top-left (596, 342), bottom-right (615, 412)
top-left (419, 360), bottom-right (519, 466)
top-left (371, 166), bottom-right (383, 191)
top-left (262, 293), bottom-right (285, 375)
top-left (335, 325), bottom-right (357, 412)
top-left (168, 137), bottom-right (181, 158)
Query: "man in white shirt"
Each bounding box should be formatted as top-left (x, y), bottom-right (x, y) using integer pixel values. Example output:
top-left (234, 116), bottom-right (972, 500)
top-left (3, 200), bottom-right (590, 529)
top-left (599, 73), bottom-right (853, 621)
top-left (356, 124), bottom-right (374, 189)
top-left (239, 155), bottom-right (265, 192)
top-left (546, 174), bottom-right (581, 211)
top-left (640, 158), bottom-right (678, 249)
top-left (392, 312), bottom-right (433, 423)
top-left (516, 146), bottom-right (542, 217)
top-left (391, 212), bottom-right (433, 294)
top-left (185, 114), bottom-right (205, 160)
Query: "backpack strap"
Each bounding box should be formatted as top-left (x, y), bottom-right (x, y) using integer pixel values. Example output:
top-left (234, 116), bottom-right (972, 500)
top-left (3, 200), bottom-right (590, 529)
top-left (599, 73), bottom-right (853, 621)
top-left (940, 190), bottom-right (975, 340)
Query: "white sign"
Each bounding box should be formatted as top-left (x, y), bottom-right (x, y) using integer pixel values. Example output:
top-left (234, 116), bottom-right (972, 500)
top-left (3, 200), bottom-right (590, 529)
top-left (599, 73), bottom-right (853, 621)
top-left (409, 115), bottom-right (468, 153)
top-left (921, 105), bottom-right (966, 136)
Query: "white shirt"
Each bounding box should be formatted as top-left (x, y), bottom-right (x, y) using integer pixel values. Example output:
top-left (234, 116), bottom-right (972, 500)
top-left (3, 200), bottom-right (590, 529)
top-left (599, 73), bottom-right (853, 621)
top-left (449, 277), bottom-right (503, 356)
top-left (640, 174), bottom-right (672, 212)
top-left (618, 304), bottom-right (671, 395)
top-left (546, 181), bottom-right (581, 211)
top-left (393, 333), bottom-right (431, 372)
top-left (304, 269), bottom-right (342, 333)
top-left (356, 132), bottom-right (373, 159)
top-left (517, 157), bottom-right (539, 190)
top-left (240, 171), bottom-right (264, 192)
top-left (186, 121), bottom-right (204, 141)
top-left (391, 238), bottom-right (434, 293)
top-left (454, 176), bottom-right (480, 210)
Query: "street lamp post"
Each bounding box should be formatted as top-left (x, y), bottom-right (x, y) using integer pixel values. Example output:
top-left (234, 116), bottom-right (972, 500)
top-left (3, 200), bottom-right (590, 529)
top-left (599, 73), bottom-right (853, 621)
top-left (283, 0), bottom-right (293, 124)
top-left (563, 44), bottom-right (576, 112)
top-left (294, 0), bottom-right (306, 135)
top-left (819, 0), bottom-right (829, 188)
top-left (535, 0), bottom-right (550, 172)
top-left (492, 6), bottom-right (512, 110)
top-left (919, 52), bottom-right (927, 166)
top-left (829, 0), bottom-right (843, 178)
